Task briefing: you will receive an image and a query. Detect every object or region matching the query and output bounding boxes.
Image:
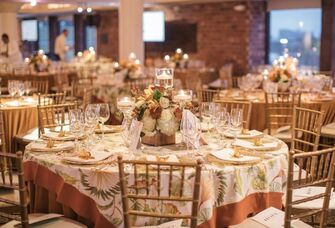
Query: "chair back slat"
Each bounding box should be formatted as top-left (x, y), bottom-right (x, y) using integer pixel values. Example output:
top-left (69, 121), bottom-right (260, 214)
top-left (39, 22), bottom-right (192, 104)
top-left (292, 107), bottom-right (324, 153)
top-left (265, 92), bottom-right (301, 135)
top-left (38, 92), bottom-right (66, 106)
top-left (197, 89), bottom-right (220, 103)
top-left (118, 156), bottom-right (202, 228)
top-left (285, 147), bottom-right (335, 228)
top-left (37, 103), bottom-right (76, 137)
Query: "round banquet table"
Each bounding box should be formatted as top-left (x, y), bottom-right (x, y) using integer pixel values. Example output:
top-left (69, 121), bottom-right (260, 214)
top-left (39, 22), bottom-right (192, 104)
top-left (23, 132), bottom-right (288, 228)
top-left (216, 89), bottom-right (335, 131)
top-left (1, 97), bottom-right (39, 153)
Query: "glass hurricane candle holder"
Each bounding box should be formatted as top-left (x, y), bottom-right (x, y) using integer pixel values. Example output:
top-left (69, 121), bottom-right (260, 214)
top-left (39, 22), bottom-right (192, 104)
top-left (155, 68), bottom-right (174, 89)
top-left (117, 96), bottom-right (135, 146)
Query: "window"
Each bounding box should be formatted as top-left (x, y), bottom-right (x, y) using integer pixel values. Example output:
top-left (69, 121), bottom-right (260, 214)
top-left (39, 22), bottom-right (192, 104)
top-left (269, 8), bottom-right (321, 69)
top-left (59, 18), bottom-right (75, 60)
top-left (38, 20), bottom-right (49, 53)
top-left (85, 26), bottom-right (97, 50)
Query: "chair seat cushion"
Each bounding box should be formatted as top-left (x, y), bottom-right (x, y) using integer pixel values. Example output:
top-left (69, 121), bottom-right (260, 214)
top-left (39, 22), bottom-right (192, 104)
top-left (263, 128), bottom-right (291, 142)
top-left (321, 123), bottom-right (335, 138)
top-left (291, 186), bottom-right (335, 210)
top-left (1, 213), bottom-right (87, 228)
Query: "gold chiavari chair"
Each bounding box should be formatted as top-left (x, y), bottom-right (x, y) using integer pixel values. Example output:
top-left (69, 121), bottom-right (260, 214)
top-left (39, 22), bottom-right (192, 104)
top-left (126, 77), bottom-right (154, 92)
top-left (28, 74), bottom-right (49, 94)
top-left (38, 92), bottom-right (66, 106)
top-left (230, 147), bottom-right (335, 228)
top-left (216, 100), bottom-right (252, 129)
top-left (285, 147), bottom-right (335, 228)
top-left (37, 103), bottom-right (76, 137)
top-left (292, 107), bottom-right (325, 153)
top-left (219, 64), bottom-right (233, 89)
top-left (197, 89), bottom-right (220, 103)
top-left (231, 76), bottom-right (239, 88)
top-left (117, 156), bottom-right (202, 228)
top-left (81, 87), bottom-right (93, 109)
top-left (265, 92), bottom-right (301, 143)
top-left (0, 151), bottom-right (87, 228)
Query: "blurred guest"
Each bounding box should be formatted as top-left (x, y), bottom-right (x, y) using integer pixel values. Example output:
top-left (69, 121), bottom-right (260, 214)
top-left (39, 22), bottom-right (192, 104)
top-left (0, 33), bottom-right (23, 64)
top-left (54, 29), bottom-right (69, 61)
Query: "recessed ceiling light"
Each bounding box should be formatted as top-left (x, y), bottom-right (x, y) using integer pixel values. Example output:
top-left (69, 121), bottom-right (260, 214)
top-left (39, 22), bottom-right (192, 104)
top-left (77, 7), bottom-right (83, 13)
top-left (30, 0), bottom-right (37, 7)
top-left (87, 7), bottom-right (92, 13)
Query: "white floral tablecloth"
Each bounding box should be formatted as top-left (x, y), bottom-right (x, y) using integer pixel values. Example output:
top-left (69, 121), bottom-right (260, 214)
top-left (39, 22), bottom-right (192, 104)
top-left (24, 133), bottom-right (288, 227)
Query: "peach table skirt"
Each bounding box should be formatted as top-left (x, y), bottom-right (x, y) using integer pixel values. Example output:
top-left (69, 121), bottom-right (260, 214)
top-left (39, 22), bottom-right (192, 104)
top-left (2, 106), bottom-right (38, 153)
top-left (24, 161), bottom-right (283, 228)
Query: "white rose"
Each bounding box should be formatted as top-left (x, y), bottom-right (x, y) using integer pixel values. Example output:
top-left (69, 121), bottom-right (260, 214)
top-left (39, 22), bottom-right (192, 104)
top-left (157, 109), bottom-right (178, 136)
top-left (159, 97), bottom-right (170, 109)
top-left (142, 110), bottom-right (156, 133)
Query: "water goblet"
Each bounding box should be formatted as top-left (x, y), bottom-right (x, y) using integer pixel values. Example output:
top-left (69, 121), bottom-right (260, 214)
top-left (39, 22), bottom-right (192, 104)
top-left (200, 102), bottom-right (213, 132)
top-left (230, 108), bottom-right (243, 146)
top-left (69, 109), bottom-right (84, 152)
top-left (97, 103), bottom-right (110, 141)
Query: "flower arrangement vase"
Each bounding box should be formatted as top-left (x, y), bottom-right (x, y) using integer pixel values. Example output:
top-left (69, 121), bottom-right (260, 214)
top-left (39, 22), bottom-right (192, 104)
top-left (142, 131), bottom-right (176, 146)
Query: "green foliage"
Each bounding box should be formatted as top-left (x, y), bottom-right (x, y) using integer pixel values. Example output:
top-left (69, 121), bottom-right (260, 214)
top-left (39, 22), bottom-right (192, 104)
top-left (215, 170), bottom-right (227, 206)
top-left (153, 89), bottom-right (163, 102)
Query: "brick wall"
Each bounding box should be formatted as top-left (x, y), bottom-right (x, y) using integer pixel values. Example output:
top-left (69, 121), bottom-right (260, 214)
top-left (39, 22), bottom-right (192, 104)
top-left (96, 1), bottom-right (267, 75)
top-left (97, 10), bottom-right (119, 60)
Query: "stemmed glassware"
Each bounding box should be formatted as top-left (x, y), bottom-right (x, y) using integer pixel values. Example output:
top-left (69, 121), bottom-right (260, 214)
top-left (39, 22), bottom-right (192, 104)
top-left (69, 109), bottom-right (84, 152)
top-left (97, 103), bottom-right (110, 141)
top-left (200, 102), bottom-right (213, 132)
top-left (230, 108), bottom-right (243, 146)
top-left (8, 80), bottom-right (17, 98)
top-left (85, 104), bottom-right (98, 147)
top-left (117, 96), bottom-right (135, 146)
top-left (24, 81), bottom-right (32, 96)
top-left (17, 82), bottom-right (25, 97)
top-left (216, 111), bottom-right (230, 148)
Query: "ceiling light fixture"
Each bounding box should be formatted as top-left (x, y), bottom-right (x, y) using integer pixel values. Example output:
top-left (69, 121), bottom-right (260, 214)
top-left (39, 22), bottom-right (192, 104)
top-left (30, 0), bottom-right (37, 7)
top-left (77, 7), bottom-right (83, 13)
top-left (86, 7), bottom-right (92, 13)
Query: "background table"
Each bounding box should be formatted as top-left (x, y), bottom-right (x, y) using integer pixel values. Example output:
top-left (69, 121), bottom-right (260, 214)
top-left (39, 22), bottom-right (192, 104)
top-left (24, 132), bottom-right (288, 228)
top-left (1, 98), bottom-right (39, 153)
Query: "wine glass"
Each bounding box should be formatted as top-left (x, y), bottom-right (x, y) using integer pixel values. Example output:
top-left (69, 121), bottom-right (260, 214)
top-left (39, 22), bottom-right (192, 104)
top-left (8, 81), bottom-right (16, 98)
top-left (97, 103), bottom-right (110, 141)
top-left (85, 104), bottom-right (98, 147)
top-left (24, 81), bottom-right (32, 96)
top-left (117, 97), bottom-right (135, 146)
top-left (216, 111), bottom-right (230, 148)
top-left (230, 108), bottom-right (243, 145)
top-left (17, 81), bottom-right (25, 97)
top-left (200, 102), bottom-right (212, 132)
top-left (69, 109), bottom-right (84, 152)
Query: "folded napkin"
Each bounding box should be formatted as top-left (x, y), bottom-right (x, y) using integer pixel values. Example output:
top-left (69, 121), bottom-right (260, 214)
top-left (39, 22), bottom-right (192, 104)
top-left (210, 149), bottom-right (261, 163)
top-left (146, 154), bottom-right (179, 163)
top-left (234, 139), bottom-right (279, 151)
top-left (30, 141), bottom-right (74, 152)
top-left (224, 130), bottom-right (264, 139)
top-left (43, 132), bottom-right (82, 141)
top-left (61, 148), bottom-right (113, 165)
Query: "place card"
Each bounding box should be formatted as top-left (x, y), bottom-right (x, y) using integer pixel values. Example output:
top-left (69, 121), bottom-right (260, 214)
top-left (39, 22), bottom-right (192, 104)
top-left (128, 119), bottom-right (143, 152)
top-left (251, 207), bottom-right (284, 228)
top-left (137, 219), bottom-right (182, 228)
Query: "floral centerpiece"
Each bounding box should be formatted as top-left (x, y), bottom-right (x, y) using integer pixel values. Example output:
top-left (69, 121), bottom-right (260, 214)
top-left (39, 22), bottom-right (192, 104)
top-left (267, 53), bottom-right (298, 92)
top-left (131, 85), bottom-right (184, 146)
top-left (164, 48), bottom-right (189, 69)
top-left (114, 53), bottom-right (143, 80)
top-left (27, 50), bottom-right (51, 72)
top-left (75, 48), bottom-right (97, 63)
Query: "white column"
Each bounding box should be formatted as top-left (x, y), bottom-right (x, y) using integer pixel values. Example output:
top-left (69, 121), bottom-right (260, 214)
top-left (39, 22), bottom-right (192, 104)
top-left (119, 0), bottom-right (144, 62)
top-left (0, 2), bottom-right (22, 43)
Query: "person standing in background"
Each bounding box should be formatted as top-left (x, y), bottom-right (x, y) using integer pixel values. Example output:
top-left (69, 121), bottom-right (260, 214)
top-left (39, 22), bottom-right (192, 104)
top-left (54, 29), bottom-right (68, 61)
top-left (0, 33), bottom-right (23, 64)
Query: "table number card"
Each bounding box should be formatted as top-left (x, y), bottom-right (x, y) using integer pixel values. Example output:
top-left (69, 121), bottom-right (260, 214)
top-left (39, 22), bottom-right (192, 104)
top-left (128, 120), bottom-right (143, 152)
top-left (181, 110), bottom-right (201, 149)
top-left (251, 207), bottom-right (284, 228)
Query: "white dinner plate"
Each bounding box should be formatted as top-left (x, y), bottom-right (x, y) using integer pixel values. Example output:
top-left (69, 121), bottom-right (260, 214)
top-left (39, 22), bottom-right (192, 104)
top-left (61, 149), bottom-right (114, 165)
top-left (30, 141), bottom-right (75, 152)
top-left (234, 139), bottom-right (279, 151)
top-left (210, 148), bottom-right (261, 164)
top-left (43, 132), bottom-right (85, 141)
